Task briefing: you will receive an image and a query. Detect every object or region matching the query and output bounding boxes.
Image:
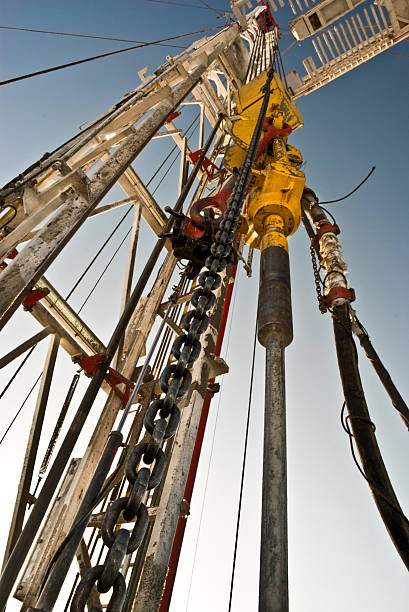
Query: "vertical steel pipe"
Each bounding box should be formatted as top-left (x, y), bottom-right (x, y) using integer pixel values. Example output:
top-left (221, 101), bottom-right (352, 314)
top-left (259, 341), bottom-right (288, 612)
top-left (257, 235), bottom-right (292, 611)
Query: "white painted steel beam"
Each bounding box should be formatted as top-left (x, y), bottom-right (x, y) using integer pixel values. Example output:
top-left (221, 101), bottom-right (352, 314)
top-left (35, 277), bottom-right (106, 355)
top-left (289, 2), bottom-right (409, 98)
top-left (0, 327), bottom-right (52, 370)
top-left (0, 23), bottom-right (241, 258)
top-left (0, 62), bottom-right (214, 330)
top-left (290, 0), bottom-right (367, 40)
top-left (117, 167), bottom-right (167, 235)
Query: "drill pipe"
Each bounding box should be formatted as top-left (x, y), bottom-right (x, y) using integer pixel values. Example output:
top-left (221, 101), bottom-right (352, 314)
top-left (259, 341), bottom-right (288, 612)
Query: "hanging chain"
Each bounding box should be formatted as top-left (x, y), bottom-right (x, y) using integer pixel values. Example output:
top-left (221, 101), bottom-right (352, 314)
top-left (71, 67), bottom-right (275, 612)
top-left (310, 243), bottom-right (327, 314)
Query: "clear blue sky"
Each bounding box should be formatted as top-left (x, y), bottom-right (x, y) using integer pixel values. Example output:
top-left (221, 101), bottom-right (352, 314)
top-left (0, 1), bottom-right (408, 611)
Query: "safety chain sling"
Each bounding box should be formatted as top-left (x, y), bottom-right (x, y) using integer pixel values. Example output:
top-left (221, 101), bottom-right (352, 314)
top-left (71, 67), bottom-right (275, 612)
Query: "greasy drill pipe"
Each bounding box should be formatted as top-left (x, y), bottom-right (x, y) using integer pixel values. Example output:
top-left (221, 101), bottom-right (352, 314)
top-left (261, 341), bottom-right (288, 612)
top-left (247, 117), bottom-right (304, 611)
top-left (257, 213), bottom-right (291, 612)
top-left (257, 214), bottom-right (293, 349)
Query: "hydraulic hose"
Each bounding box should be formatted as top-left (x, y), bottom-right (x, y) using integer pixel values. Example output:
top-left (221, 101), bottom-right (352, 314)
top-left (352, 317), bottom-right (409, 431)
top-left (332, 302), bottom-right (409, 569)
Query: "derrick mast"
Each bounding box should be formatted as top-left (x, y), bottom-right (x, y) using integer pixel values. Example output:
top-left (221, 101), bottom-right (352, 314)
top-left (0, 1), bottom-right (408, 611)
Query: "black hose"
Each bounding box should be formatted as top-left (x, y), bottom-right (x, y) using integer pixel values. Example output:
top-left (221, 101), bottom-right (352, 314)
top-left (319, 166), bottom-right (375, 205)
top-left (332, 302), bottom-right (409, 569)
top-left (353, 316), bottom-right (409, 431)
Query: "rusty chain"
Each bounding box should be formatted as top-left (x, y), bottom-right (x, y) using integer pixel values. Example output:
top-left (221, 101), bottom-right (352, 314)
top-left (309, 243), bottom-right (327, 314)
top-left (71, 67), bottom-right (274, 612)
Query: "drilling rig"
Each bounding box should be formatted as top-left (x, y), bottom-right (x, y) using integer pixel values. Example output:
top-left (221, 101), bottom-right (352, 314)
top-left (0, 1), bottom-right (408, 610)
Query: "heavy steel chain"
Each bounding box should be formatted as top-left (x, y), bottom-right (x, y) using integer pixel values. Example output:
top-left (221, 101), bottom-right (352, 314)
top-left (71, 67), bottom-right (275, 612)
top-left (309, 243), bottom-right (327, 314)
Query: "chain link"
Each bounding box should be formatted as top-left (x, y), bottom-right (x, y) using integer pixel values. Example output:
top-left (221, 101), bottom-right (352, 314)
top-left (310, 244), bottom-right (327, 314)
top-left (71, 67), bottom-right (275, 612)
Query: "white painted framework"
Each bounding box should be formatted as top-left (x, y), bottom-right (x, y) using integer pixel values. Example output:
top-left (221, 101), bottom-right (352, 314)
top-left (0, 15), bottom-right (251, 612)
top-left (287, 0), bottom-right (409, 96)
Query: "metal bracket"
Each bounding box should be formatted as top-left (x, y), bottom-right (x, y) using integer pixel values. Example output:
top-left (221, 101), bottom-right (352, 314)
top-left (207, 355), bottom-right (229, 378)
top-left (22, 288), bottom-right (50, 311)
top-left (75, 354), bottom-right (138, 405)
top-left (322, 286), bottom-right (356, 308)
top-left (314, 222), bottom-right (340, 243)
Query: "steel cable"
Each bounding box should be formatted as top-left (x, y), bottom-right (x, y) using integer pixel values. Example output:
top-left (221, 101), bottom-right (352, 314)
top-left (65, 206), bottom-right (134, 301)
top-left (0, 25), bottom-right (186, 48)
top-left (228, 322), bottom-right (257, 611)
top-left (0, 26), bottom-right (223, 87)
top-left (0, 372), bottom-right (42, 446)
top-left (0, 344), bottom-right (37, 400)
top-left (144, 0), bottom-right (223, 12)
top-left (77, 227), bottom-right (133, 314)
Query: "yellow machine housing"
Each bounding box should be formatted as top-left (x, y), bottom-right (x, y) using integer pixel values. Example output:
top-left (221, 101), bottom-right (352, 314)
top-left (225, 70), bottom-right (305, 250)
top-left (246, 158), bottom-right (305, 246)
top-left (224, 71), bottom-right (303, 171)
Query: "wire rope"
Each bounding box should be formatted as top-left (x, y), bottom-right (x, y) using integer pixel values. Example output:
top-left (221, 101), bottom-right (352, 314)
top-left (152, 276), bottom-right (189, 375)
top-left (144, 0), bottom-right (222, 11)
top-left (228, 322), bottom-right (257, 611)
top-left (152, 120), bottom-right (200, 195)
top-left (77, 227), bottom-right (133, 314)
top-left (147, 113), bottom-right (200, 190)
top-left (197, 0), bottom-right (225, 16)
top-left (319, 166), bottom-right (375, 205)
top-left (0, 372), bottom-right (42, 446)
top-left (0, 112), bottom-right (200, 410)
top-left (68, 113), bottom-right (199, 314)
top-left (0, 345), bottom-right (37, 400)
top-left (65, 205), bottom-right (134, 301)
top-left (0, 25), bottom-right (186, 48)
top-left (0, 26), bottom-right (222, 87)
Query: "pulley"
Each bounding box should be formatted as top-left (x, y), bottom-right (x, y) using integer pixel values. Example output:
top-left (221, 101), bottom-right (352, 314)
top-left (164, 175), bottom-right (237, 278)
